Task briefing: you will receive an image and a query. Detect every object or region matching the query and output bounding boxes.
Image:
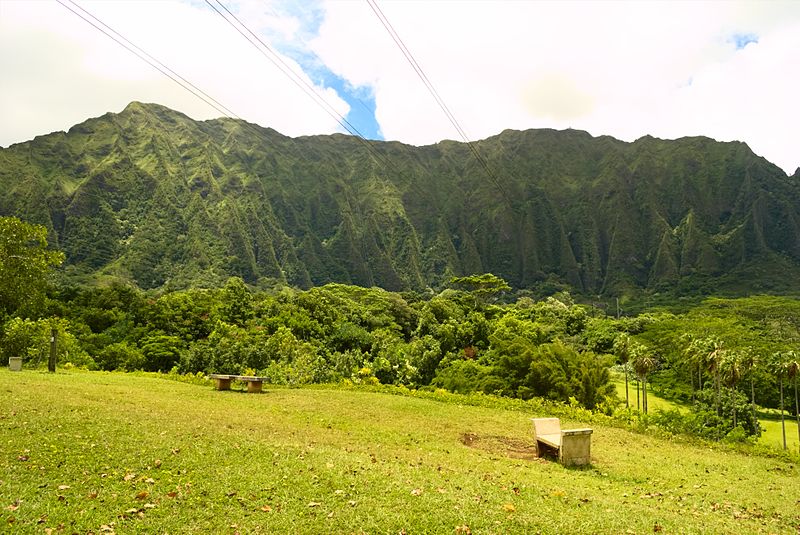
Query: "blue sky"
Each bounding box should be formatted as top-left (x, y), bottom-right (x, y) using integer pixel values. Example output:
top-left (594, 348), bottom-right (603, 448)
top-left (1, 1), bottom-right (799, 175)
top-left (730, 33), bottom-right (759, 50)
top-left (263, 0), bottom-right (382, 140)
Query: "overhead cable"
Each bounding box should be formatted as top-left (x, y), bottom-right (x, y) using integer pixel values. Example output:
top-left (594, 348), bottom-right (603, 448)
top-left (206, 0), bottom-right (398, 172)
top-left (365, 0), bottom-right (514, 204)
top-left (56, 0), bottom-right (297, 150)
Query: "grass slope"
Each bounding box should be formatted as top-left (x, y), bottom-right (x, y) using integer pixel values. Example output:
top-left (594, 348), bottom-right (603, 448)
top-left (1, 370), bottom-right (798, 534)
top-left (611, 373), bottom-right (800, 452)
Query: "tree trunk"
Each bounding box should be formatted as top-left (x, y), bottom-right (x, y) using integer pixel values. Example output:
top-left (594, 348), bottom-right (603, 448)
top-left (625, 367), bottom-right (629, 409)
top-left (48, 328), bottom-right (57, 373)
top-left (636, 378), bottom-right (640, 412)
top-left (698, 364), bottom-right (703, 391)
top-left (795, 379), bottom-right (799, 453)
top-left (643, 377), bottom-right (648, 414)
top-left (780, 377), bottom-right (786, 450)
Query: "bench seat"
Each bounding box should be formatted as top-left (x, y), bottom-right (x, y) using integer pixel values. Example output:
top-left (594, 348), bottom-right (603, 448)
top-left (209, 374), bottom-right (267, 393)
top-left (531, 417), bottom-right (592, 466)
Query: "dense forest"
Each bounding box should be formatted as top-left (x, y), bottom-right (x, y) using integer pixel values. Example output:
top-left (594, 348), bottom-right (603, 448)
top-left (3, 216), bottom-right (800, 447)
top-left (2, 102), bottom-right (800, 298)
top-left (3, 104), bottom-right (800, 447)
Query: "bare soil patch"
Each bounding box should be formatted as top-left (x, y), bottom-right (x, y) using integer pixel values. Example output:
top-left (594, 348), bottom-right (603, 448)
top-left (460, 432), bottom-right (539, 461)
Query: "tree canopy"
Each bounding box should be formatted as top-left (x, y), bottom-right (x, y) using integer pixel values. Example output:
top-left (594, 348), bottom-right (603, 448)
top-left (0, 216), bottom-right (64, 318)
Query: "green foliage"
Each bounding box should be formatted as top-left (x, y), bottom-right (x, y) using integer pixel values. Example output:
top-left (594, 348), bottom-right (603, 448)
top-left (139, 334), bottom-right (184, 372)
top-left (0, 316), bottom-right (92, 368)
top-left (95, 341), bottom-right (146, 371)
top-left (448, 273), bottom-right (511, 303)
top-left (0, 216), bottom-right (64, 318)
top-left (4, 103), bottom-right (800, 297)
top-left (217, 277), bottom-right (253, 326)
top-left (490, 340), bottom-right (614, 409)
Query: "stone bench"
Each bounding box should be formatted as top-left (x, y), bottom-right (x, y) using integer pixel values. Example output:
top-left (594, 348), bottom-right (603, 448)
top-left (531, 417), bottom-right (592, 466)
top-left (209, 374), bottom-right (267, 393)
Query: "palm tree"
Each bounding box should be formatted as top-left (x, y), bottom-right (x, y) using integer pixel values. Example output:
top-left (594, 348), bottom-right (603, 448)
top-left (769, 351), bottom-right (788, 450)
top-left (739, 348), bottom-right (759, 424)
top-left (682, 334), bottom-right (706, 403)
top-left (632, 345), bottom-right (656, 414)
top-left (706, 338), bottom-right (725, 417)
top-left (613, 333), bottom-right (632, 409)
top-left (785, 352), bottom-right (800, 452)
top-left (720, 351), bottom-right (743, 428)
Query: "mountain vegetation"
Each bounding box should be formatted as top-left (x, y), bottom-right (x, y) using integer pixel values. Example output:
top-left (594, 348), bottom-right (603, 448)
top-left (2, 102), bottom-right (799, 297)
top-left (2, 217), bottom-right (798, 447)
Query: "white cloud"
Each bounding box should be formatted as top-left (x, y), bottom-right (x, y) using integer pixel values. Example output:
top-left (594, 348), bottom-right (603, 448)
top-left (1, 0), bottom-right (798, 175)
top-left (312, 0), bottom-right (800, 174)
top-left (0, 0), bottom-right (348, 146)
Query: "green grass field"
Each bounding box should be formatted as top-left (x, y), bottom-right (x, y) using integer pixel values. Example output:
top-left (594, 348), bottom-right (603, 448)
top-left (609, 374), bottom-right (684, 413)
top-left (611, 373), bottom-right (800, 453)
top-left (2, 370), bottom-right (799, 534)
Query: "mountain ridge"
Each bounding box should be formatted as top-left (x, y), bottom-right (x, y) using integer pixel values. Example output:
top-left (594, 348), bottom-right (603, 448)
top-left (1, 101), bottom-right (798, 297)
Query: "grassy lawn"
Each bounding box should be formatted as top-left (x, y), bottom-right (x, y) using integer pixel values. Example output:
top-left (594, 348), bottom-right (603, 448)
top-left (609, 374), bottom-right (683, 413)
top-left (1, 370), bottom-right (799, 534)
top-left (759, 417), bottom-right (800, 453)
top-left (612, 373), bottom-right (800, 454)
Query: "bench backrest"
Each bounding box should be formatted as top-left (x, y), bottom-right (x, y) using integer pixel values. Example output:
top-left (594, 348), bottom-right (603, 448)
top-left (531, 417), bottom-right (561, 438)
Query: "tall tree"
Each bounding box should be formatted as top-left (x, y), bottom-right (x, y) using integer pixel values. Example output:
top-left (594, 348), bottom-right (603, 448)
top-left (0, 216), bottom-right (65, 319)
top-left (770, 351), bottom-right (789, 450)
top-left (448, 273), bottom-right (511, 305)
top-left (785, 353), bottom-right (800, 452)
top-left (721, 351), bottom-right (743, 428)
top-left (613, 333), bottom-right (633, 408)
top-left (631, 343), bottom-right (656, 413)
top-left (739, 348), bottom-right (759, 425)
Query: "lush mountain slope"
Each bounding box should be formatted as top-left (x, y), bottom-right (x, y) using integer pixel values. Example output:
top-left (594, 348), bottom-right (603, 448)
top-left (1, 102), bottom-right (799, 295)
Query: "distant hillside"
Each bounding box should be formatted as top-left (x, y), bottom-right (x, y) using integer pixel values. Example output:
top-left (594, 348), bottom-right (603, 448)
top-left (2, 101), bottom-right (799, 296)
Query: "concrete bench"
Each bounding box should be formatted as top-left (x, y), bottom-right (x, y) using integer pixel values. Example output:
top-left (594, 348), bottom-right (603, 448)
top-left (531, 417), bottom-right (592, 466)
top-left (209, 374), bottom-right (267, 393)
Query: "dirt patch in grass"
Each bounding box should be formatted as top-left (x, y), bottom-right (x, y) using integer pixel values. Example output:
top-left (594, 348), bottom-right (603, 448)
top-left (460, 432), bottom-right (539, 461)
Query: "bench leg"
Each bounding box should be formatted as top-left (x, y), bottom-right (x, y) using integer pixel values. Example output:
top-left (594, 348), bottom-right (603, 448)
top-left (214, 378), bottom-right (232, 391)
top-left (560, 436), bottom-right (591, 466)
top-left (247, 381), bottom-right (263, 393)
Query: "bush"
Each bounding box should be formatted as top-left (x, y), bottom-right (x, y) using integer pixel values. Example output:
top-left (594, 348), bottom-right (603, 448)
top-left (1, 317), bottom-right (93, 369)
top-left (96, 342), bottom-right (146, 371)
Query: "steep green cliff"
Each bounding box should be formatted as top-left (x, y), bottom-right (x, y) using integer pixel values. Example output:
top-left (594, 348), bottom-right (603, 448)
top-left (1, 102), bottom-right (798, 295)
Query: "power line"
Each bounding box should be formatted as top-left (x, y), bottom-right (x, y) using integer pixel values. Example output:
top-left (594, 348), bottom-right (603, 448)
top-left (63, 0), bottom-right (249, 123)
top-left (365, 0), bottom-right (514, 205)
top-left (57, 0), bottom-right (237, 124)
top-left (56, 0), bottom-right (290, 148)
top-left (206, 0), bottom-right (393, 169)
top-left (260, 1), bottom-right (379, 125)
